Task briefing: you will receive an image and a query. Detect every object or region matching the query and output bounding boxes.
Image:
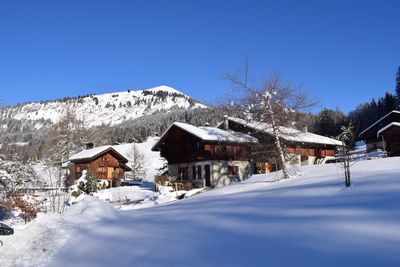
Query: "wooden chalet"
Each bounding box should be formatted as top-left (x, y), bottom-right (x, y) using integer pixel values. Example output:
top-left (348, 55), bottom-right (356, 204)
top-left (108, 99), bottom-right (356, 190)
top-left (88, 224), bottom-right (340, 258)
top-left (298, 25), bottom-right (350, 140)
top-left (69, 146), bottom-right (131, 188)
top-left (359, 110), bottom-right (400, 156)
top-left (151, 122), bottom-right (258, 188)
top-left (218, 117), bottom-right (342, 173)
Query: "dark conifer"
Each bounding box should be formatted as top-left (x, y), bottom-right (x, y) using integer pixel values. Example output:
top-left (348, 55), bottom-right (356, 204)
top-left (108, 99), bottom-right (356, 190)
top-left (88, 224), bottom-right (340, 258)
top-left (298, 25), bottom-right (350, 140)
top-left (395, 66), bottom-right (400, 110)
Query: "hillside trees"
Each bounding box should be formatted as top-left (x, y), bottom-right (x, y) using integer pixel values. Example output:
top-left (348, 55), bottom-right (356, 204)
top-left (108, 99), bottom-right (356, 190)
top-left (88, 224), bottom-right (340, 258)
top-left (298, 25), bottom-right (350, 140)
top-left (348, 92), bottom-right (397, 136)
top-left (314, 108), bottom-right (347, 137)
top-left (106, 107), bottom-right (246, 143)
top-left (225, 71), bottom-right (317, 179)
top-left (395, 66), bottom-right (400, 109)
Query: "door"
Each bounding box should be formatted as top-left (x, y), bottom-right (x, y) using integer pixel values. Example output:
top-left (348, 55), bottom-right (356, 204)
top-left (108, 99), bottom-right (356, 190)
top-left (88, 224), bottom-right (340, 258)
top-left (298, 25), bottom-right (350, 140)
top-left (204, 165), bottom-right (211, 187)
top-left (107, 167), bottom-right (114, 179)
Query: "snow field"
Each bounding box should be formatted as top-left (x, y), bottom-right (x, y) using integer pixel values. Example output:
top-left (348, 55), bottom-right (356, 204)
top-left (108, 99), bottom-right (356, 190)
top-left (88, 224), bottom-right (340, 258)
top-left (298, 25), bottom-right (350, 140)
top-left (1, 157), bottom-right (400, 266)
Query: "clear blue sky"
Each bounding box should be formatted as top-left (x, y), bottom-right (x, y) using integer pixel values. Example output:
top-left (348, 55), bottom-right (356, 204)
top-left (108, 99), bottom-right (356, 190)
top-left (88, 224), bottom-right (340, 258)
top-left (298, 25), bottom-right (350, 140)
top-left (0, 0), bottom-right (399, 114)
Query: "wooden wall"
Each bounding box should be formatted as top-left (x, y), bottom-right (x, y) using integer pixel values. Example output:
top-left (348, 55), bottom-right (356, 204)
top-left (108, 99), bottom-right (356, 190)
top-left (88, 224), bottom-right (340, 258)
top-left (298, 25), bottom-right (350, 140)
top-left (158, 126), bottom-right (252, 164)
top-left (382, 127), bottom-right (400, 156)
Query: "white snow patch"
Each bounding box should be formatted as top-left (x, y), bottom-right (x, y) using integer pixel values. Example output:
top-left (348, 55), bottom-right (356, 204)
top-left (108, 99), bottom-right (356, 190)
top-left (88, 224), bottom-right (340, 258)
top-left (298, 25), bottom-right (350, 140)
top-left (93, 186), bottom-right (154, 203)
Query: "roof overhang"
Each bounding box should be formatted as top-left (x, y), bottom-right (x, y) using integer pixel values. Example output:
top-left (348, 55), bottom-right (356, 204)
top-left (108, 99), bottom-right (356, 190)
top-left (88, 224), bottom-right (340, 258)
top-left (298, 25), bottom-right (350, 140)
top-left (359, 110), bottom-right (400, 138)
top-left (377, 122), bottom-right (400, 137)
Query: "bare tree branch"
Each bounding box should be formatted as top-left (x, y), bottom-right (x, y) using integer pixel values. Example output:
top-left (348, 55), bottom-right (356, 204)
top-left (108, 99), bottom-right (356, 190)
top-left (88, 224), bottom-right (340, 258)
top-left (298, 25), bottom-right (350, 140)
top-left (224, 66), bottom-right (318, 179)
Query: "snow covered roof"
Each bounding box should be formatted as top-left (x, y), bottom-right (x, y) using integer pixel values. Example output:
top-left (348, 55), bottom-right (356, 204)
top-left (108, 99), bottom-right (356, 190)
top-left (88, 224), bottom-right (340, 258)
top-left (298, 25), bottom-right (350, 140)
top-left (175, 122), bottom-right (258, 143)
top-left (69, 146), bottom-right (129, 163)
top-left (377, 122), bottom-right (400, 137)
top-left (152, 122), bottom-right (258, 151)
top-left (359, 110), bottom-right (400, 137)
top-left (225, 117), bottom-right (342, 146)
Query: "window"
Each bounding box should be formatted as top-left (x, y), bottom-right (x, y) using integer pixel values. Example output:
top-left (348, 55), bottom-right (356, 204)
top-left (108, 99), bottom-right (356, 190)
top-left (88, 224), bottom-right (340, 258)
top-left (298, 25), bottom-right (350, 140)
top-left (76, 166), bottom-right (81, 173)
top-left (228, 166), bottom-right (239, 176)
top-left (178, 167), bottom-right (189, 181)
top-left (97, 167), bottom-right (107, 173)
top-left (197, 166), bottom-right (202, 180)
top-left (192, 166), bottom-right (196, 180)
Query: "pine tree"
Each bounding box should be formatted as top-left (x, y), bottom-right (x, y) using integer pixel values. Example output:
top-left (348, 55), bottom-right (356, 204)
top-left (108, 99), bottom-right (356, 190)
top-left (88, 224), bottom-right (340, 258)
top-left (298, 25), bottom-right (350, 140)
top-left (314, 108), bottom-right (346, 137)
top-left (48, 110), bottom-right (84, 164)
top-left (382, 92), bottom-right (396, 114)
top-left (395, 66), bottom-right (400, 110)
top-left (47, 107), bottom-right (87, 187)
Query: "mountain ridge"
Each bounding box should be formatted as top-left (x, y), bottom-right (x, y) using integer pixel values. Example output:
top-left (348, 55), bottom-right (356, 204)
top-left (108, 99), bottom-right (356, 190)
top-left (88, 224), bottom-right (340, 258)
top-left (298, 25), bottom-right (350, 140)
top-left (0, 85), bottom-right (207, 128)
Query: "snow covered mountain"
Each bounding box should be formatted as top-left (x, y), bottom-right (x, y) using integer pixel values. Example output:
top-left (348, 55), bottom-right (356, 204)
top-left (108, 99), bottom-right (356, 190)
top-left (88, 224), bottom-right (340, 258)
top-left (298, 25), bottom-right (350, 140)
top-left (0, 85), bottom-right (207, 128)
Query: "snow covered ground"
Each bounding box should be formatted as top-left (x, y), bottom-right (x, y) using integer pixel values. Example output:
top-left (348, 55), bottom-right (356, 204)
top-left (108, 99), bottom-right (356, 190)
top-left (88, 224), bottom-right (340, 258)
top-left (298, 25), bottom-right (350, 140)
top-left (1, 157), bottom-right (400, 266)
top-left (107, 137), bottom-right (165, 182)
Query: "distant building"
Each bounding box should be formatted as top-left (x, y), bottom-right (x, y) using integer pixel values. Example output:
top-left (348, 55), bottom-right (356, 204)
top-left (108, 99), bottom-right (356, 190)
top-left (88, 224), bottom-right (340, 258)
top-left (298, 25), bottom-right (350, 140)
top-left (218, 117), bottom-right (342, 173)
top-left (69, 146), bottom-right (131, 187)
top-left (151, 122), bottom-right (258, 188)
top-left (359, 110), bottom-right (400, 156)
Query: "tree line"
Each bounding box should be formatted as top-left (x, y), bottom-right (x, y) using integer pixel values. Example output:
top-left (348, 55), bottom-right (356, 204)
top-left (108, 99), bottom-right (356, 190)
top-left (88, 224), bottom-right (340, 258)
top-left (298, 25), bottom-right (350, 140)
top-left (314, 66), bottom-right (400, 139)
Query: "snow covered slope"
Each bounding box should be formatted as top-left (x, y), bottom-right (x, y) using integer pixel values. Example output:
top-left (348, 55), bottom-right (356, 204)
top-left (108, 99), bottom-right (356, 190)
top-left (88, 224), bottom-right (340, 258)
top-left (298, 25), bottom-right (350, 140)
top-left (111, 137), bottom-right (166, 181)
top-left (2, 158), bottom-right (400, 266)
top-left (0, 85), bottom-right (207, 128)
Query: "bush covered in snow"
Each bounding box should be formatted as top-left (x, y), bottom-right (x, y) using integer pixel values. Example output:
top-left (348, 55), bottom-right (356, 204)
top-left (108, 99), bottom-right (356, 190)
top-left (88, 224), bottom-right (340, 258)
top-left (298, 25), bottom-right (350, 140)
top-left (68, 171), bottom-right (110, 204)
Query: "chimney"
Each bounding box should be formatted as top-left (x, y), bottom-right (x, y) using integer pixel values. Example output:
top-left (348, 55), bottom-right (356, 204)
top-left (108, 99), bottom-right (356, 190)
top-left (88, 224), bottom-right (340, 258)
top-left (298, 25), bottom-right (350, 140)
top-left (303, 126), bottom-right (308, 132)
top-left (85, 142), bottom-right (94, 149)
top-left (223, 115), bottom-right (229, 130)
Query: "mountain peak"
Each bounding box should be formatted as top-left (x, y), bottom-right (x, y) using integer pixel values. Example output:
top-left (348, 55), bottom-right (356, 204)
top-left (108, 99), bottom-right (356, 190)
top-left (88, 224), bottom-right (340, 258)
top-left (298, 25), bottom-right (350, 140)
top-left (0, 85), bottom-right (207, 128)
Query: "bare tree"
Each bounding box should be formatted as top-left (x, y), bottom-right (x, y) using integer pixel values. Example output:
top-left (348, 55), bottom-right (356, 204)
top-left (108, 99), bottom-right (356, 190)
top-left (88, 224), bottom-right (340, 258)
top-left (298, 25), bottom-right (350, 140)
top-left (336, 123), bottom-right (355, 187)
top-left (225, 69), bottom-right (317, 179)
top-left (43, 167), bottom-right (68, 213)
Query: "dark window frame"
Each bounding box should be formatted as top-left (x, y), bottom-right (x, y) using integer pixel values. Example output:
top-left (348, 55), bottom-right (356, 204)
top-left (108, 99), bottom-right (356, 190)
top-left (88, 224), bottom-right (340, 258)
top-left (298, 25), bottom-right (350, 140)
top-left (197, 165), bottom-right (202, 180)
top-left (192, 166), bottom-right (196, 180)
top-left (228, 166), bottom-right (239, 176)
